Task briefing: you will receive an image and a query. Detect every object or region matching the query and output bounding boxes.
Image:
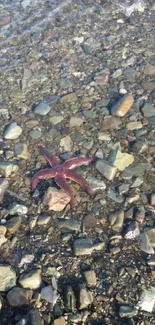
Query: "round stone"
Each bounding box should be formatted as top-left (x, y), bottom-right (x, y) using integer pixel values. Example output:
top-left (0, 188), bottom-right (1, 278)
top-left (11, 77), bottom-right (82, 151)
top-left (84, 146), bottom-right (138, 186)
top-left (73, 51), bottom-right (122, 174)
top-left (34, 102), bottom-right (51, 116)
top-left (4, 122), bottom-right (22, 140)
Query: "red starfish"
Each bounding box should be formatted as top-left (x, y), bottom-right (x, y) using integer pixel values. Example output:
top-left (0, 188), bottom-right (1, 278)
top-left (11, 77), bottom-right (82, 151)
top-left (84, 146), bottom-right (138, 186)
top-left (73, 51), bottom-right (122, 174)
top-left (31, 144), bottom-right (94, 209)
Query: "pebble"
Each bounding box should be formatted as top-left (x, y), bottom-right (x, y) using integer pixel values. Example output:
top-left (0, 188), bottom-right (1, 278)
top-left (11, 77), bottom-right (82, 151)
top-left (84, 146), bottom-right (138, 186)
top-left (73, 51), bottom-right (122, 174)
top-left (102, 116), bottom-right (122, 130)
top-left (37, 215), bottom-right (50, 225)
top-left (96, 160), bottom-right (117, 181)
top-left (132, 140), bottom-right (148, 154)
top-left (19, 254), bottom-right (35, 268)
top-left (79, 285), bottom-right (93, 309)
top-left (4, 122), bottom-right (22, 139)
top-left (110, 247), bottom-right (121, 255)
top-left (137, 287), bottom-right (155, 312)
top-left (15, 309), bottom-right (42, 325)
top-left (0, 265), bottom-right (16, 291)
top-left (139, 233), bottom-right (154, 254)
top-left (34, 102), bottom-right (51, 115)
top-left (107, 189), bottom-right (123, 203)
top-left (119, 305), bottom-right (138, 318)
top-left (110, 149), bottom-right (134, 171)
top-left (111, 94), bottom-right (134, 117)
top-left (43, 187), bottom-right (71, 211)
top-left (69, 117), bottom-right (84, 128)
top-left (122, 162), bottom-right (152, 179)
top-left (131, 177), bottom-right (143, 188)
top-left (55, 218), bottom-right (80, 232)
top-left (123, 221), bottom-right (140, 239)
top-left (60, 135), bottom-right (72, 151)
top-left (0, 178), bottom-right (8, 201)
top-left (19, 269), bottom-right (42, 289)
top-left (29, 129), bottom-right (42, 139)
top-left (41, 285), bottom-right (58, 304)
top-left (54, 317), bottom-right (66, 325)
top-left (74, 238), bottom-right (105, 256)
top-left (83, 270), bottom-right (97, 287)
top-left (144, 63), bottom-right (155, 75)
top-left (6, 216), bottom-right (22, 234)
top-left (15, 142), bottom-right (30, 159)
top-left (150, 194), bottom-right (155, 205)
top-left (8, 203), bottom-right (28, 215)
top-left (49, 115), bottom-right (64, 125)
top-left (142, 103), bottom-right (155, 118)
top-left (126, 121), bottom-right (142, 130)
top-left (7, 287), bottom-right (33, 306)
top-left (108, 210), bottom-right (124, 232)
top-left (60, 92), bottom-right (77, 103)
top-left (0, 162), bottom-right (19, 177)
top-left (86, 176), bottom-right (106, 192)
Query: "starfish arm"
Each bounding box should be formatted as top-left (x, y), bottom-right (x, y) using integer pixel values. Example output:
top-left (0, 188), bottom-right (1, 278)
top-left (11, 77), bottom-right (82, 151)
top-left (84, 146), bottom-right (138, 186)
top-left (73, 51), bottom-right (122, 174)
top-left (38, 144), bottom-right (60, 167)
top-left (31, 168), bottom-right (57, 191)
top-left (55, 174), bottom-right (75, 209)
top-left (62, 157), bottom-right (94, 170)
top-left (64, 170), bottom-right (94, 198)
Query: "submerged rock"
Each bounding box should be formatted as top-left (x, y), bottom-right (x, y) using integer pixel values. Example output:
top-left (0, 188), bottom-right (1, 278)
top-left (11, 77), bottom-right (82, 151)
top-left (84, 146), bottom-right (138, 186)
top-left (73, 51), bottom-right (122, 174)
top-left (74, 238), bottom-right (105, 256)
top-left (0, 178), bottom-right (9, 201)
top-left (34, 102), bottom-right (51, 115)
top-left (110, 149), bottom-right (134, 171)
top-left (4, 122), bottom-right (22, 140)
top-left (43, 187), bottom-right (70, 211)
top-left (0, 265), bottom-right (16, 291)
top-left (111, 94), bottom-right (134, 117)
top-left (96, 159), bottom-right (117, 181)
top-left (7, 287), bottom-right (33, 307)
top-left (19, 269), bottom-right (42, 289)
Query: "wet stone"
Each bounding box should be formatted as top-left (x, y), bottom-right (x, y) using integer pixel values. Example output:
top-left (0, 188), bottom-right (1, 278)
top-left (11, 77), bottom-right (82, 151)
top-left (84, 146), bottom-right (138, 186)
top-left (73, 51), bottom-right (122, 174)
top-left (132, 140), bottom-right (148, 154)
top-left (49, 115), bottom-right (64, 125)
top-left (83, 110), bottom-right (96, 119)
top-left (118, 183), bottom-right (130, 195)
top-left (15, 142), bottom-right (30, 159)
top-left (4, 122), bottom-right (22, 140)
top-left (110, 246), bottom-right (121, 255)
top-left (41, 285), bottom-right (58, 304)
top-left (0, 265), bottom-right (16, 291)
top-left (137, 287), bottom-right (155, 312)
top-left (6, 216), bottom-right (22, 234)
top-left (55, 218), bottom-right (80, 232)
top-left (126, 121), bottom-right (142, 130)
top-left (43, 187), bottom-right (70, 212)
top-left (37, 215), bottom-right (50, 225)
top-left (131, 177), bottom-right (143, 188)
top-left (144, 63), bottom-right (155, 75)
top-left (54, 317), bottom-right (66, 325)
top-left (122, 162), bottom-right (152, 179)
top-left (74, 238), bottom-right (105, 256)
top-left (83, 270), bottom-right (97, 287)
top-left (69, 117), bottom-right (84, 128)
top-left (60, 92), bottom-right (77, 103)
top-left (0, 162), bottom-right (19, 177)
top-left (8, 203), bottom-right (28, 215)
top-left (150, 194), bottom-right (155, 205)
top-left (110, 149), bottom-right (134, 171)
top-left (64, 285), bottom-right (76, 312)
top-left (119, 305), bottom-right (138, 318)
top-left (102, 116), bottom-right (122, 130)
top-left (60, 135), bottom-right (72, 151)
top-left (15, 309), bottom-right (42, 325)
top-left (83, 214), bottom-right (97, 228)
top-left (139, 233), bottom-right (154, 255)
top-left (29, 129), bottom-right (42, 139)
top-left (0, 178), bottom-right (9, 201)
top-left (19, 269), bottom-right (42, 289)
top-left (7, 287), bottom-right (33, 307)
top-left (107, 189), bottom-right (123, 203)
top-left (0, 233), bottom-right (7, 248)
top-left (108, 210), bottom-right (124, 232)
top-left (96, 160), bottom-right (117, 181)
top-left (34, 102), bottom-right (51, 115)
top-left (111, 94), bottom-right (134, 117)
top-left (79, 285), bottom-right (93, 309)
top-left (142, 103), bottom-right (155, 118)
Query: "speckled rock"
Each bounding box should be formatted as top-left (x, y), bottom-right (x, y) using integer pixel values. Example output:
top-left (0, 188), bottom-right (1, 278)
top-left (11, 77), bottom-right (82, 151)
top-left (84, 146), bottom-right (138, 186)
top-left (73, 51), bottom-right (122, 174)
top-left (111, 94), bottom-right (134, 117)
top-left (69, 117), bottom-right (84, 128)
top-left (7, 287), bottom-right (33, 306)
top-left (0, 265), bottom-right (16, 291)
top-left (4, 122), bottom-right (22, 139)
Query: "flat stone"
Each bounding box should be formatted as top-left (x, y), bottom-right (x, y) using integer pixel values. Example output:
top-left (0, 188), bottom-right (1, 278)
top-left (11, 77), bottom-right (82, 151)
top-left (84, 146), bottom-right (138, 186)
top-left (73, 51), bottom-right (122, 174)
top-left (41, 285), bottom-right (58, 304)
top-left (108, 210), bottom-right (124, 232)
top-left (122, 162), bottom-right (152, 179)
top-left (60, 93), bottom-right (77, 103)
top-left (119, 305), bottom-right (138, 318)
top-left (6, 216), bottom-right (22, 234)
top-left (151, 194), bottom-right (155, 205)
top-left (60, 135), bottom-right (72, 151)
top-left (107, 189), bottom-right (124, 203)
top-left (123, 221), bottom-right (140, 239)
top-left (29, 129), bottom-right (42, 139)
top-left (137, 287), bottom-right (155, 312)
top-left (118, 183), bottom-right (130, 195)
top-left (79, 286), bottom-right (93, 309)
top-left (139, 233), bottom-right (154, 255)
top-left (7, 287), bottom-right (33, 306)
top-left (49, 115), bottom-right (64, 125)
top-left (54, 317), bottom-right (66, 325)
top-left (0, 162), bottom-right (19, 177)
top-left (15, 309), bottom-right (42, 325)
top-left (69, 117), bottom-right (84, 128)
top-left (83, 110), bottom-right (96, 119)
top-left (141, 80), bottom-right (155, 92)
top-left (43, 187), bottom-right (70, 212)
top-left (142, 103), bottom-right (155, 118)
top-left (8, 203), bottom-right (28, 215)
top-left (83, 214), bottom-right (97, 228)
top-left (126, 121), bottom-right (142, 130)
top-left (4, 122), bottom-right (22, 140)
top-left (96, 160), bottom-right (117, 181)
top-left (19, 254), bottom-right (35, 268)
top-left (123, 68), bottom-right (136, 82)
top-left (15, 142), bottom-right (30, 159)
top-left (144, 64), bottom-right (155, 75)
top-left (86, 176), bottom-right (106, 192)
top-left (0, 225), bottom-right (7, 235)
top-left (111, 94), bottom-right (134, 117)
top-left (55, 218), bottom-right (80, 232)
top-left (37, 215), bottom-right (50, 225)
top-left (74, 238), bottom-right (105, 256)
top-left (83, 270), bottom-right (97, 287)
top-left (94, 69), bottom-right (109, 86)
top-left (102, 116), bottom-right (122, 130)
top-left (34, 102), bottom-right (51, 115)
top-left (0, 265), bottom-right (16, 291)
top-left (0, 178), bottom-right (9, 201)
top-left (132, 140), bottom-right (148, 154)
top-left (19, 269), bottom-right (42, 289)
top-left (110, 149), bottom-right (134, 171)
top-left (131, 177), bottom-right (143, 188)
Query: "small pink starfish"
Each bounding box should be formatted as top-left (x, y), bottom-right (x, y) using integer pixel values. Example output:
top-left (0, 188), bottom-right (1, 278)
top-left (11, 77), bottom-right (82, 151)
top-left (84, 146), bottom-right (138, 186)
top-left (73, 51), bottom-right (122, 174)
top-left (31, 144), bottom-right (94, 209)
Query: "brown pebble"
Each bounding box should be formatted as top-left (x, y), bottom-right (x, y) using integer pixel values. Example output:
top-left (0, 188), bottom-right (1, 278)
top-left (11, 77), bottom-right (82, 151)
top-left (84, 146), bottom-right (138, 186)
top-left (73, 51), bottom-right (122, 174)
top-left (111, 94), bottom-right (134, 117)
